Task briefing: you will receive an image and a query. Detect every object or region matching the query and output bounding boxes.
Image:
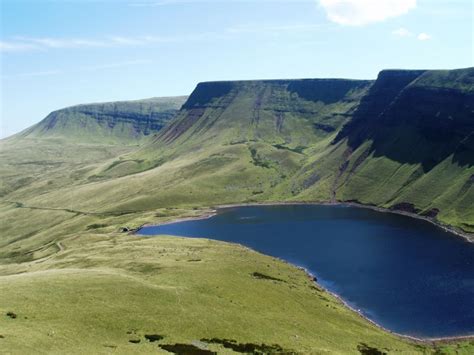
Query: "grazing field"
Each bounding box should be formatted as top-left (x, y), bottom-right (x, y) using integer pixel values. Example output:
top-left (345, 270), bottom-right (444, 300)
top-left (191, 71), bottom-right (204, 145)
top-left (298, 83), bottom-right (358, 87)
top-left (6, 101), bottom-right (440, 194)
top-left (1, 69), bottom-right (473, 353)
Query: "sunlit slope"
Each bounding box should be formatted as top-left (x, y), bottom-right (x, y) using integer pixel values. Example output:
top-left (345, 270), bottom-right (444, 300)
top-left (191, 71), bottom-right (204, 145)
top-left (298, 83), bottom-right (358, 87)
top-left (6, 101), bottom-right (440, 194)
top-left (0, 96), bottom-right (186, 204)
top-left (13, 79), bottom-right (371, 211)
top-left (7, 70), bottom-right (474, 233)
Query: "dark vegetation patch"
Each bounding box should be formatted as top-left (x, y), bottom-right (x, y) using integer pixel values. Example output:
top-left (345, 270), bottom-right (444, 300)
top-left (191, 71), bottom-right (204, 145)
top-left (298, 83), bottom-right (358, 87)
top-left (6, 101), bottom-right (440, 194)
top-left (313, 123), bottom-right (336, 133)
top-left (252, 88), bottom-right (266, 125)
top-left (275, 112), bottom-right (284, 132)
top-left (144, 334), bottom-right (164, 342)
top-left (390, 202), bottom-right (420, 214)
top-left (459, 174), bottom-right (474, 195)
top-left (6, 312), bottom-right (17, 319)
top-left (129, 339), bottom-right (141, 344)
top-left (86, 223), bottom-right (108, 230)
top-left (201, 338), bottom-right (288, 354)
top-left (421, 208), bottom-right (440, 218)
top-left (104, 159), bottom-right (144, 172)
top-left (249, 148), bottom-right (272, 169)
top-left (161, 108), bottom-right (206, 143)
top-left (228, 139), bottom-right (249, 145)
top-left (302, 172), bottom-right (321, 190)
top-left (251, 272), bottom-right (285, 282)
top-left (160, 343), bottom-right (216, 354)
top-left (272, 144), bottom-right (306, 154)
top-left (357, 343), bottom-right (387, 355)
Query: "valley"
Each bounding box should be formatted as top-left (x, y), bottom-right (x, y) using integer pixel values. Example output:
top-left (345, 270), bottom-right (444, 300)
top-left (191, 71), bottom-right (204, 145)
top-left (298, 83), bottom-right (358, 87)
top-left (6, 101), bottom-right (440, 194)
top-left (1, 68), bottom-right (473, 354)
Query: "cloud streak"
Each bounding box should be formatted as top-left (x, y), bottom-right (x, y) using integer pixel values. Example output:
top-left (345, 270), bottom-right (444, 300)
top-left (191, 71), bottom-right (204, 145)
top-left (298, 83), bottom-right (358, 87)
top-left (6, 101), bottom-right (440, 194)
top-left (391, 28), bottom-right (432, 41)
top-left (2, 60), bottom-right (153, 80)
top-left (417, 32), bottom-right (431, 41)
top-left (319, 0), bottom-right (417, 26)
top-left (1, 31), bottom-right (238, 53)
top-left (1, 21), bottom-right (333, 54)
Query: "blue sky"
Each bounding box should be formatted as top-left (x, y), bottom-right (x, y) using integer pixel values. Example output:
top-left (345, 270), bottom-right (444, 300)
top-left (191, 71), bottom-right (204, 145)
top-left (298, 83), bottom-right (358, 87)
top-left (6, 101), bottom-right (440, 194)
top-left (1, 0), bottom-right (472, 138)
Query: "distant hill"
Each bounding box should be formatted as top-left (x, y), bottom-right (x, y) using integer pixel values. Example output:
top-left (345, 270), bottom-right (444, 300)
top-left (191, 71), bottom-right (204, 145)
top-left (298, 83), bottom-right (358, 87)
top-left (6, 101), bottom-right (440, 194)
top-left (15, 96), bottom-right (187, 144)
top-left (1, 69), bottom-right (473, 234)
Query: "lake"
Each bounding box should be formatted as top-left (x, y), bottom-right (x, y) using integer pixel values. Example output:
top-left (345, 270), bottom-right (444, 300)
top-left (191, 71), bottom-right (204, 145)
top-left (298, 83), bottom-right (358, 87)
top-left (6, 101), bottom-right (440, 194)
top-left (138, 204), bottom-right (474, 338)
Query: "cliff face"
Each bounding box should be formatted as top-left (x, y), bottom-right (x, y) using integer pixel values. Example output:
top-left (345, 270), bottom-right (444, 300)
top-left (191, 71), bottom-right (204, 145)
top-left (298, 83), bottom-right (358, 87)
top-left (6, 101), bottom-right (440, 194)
top-left (154, 79), bottom-right (372, 148)
top-left (335, 68), bottom-right (474, 170)
top-left (313, 68), bottom-right (474, 231)
top-left (20, 96), bottom-right (187, 144)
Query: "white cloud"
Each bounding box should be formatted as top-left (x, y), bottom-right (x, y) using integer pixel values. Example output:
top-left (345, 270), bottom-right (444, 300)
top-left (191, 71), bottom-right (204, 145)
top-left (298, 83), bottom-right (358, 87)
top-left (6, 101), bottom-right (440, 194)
top-left (80, 60), bottom-right (153, 71)
top-left (319, 0), bottom-right (417, 26)
top-left (1, 70), bottom-right (63, 80)
top-left (417, 32), bottom-right (431, 41)
top-left (0, 33), bottom-right (223, 53)
top-left (392, 27), bottom-right (412, 37)
top-left (0, 41), bottom-right (39, 52)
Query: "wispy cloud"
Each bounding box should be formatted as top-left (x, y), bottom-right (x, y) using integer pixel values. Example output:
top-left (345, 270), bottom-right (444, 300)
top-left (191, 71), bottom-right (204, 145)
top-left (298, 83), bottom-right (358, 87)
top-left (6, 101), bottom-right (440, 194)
top-left (80, 59), bottom-right (153, 71)
top-left (391, 28), bottom-right (432, 41)
top-left (319, 0), bottom-right (417, 26)
top-left (2, 60), bottom-right (152, 80)
top-left (226, 23), bottom-right (329, 34)
top-left (0, 41), bottom-right (38, 52)
top-left (417, 32), bottom-right (431, 41)
top-left (1, 70), bottom-right (63, 80)
top-left (392, 27), bottom-right (413, 37)
top-left (1, 23), bottom-right (320, 54)
top-left (0, 32), bottom-right (230, 53)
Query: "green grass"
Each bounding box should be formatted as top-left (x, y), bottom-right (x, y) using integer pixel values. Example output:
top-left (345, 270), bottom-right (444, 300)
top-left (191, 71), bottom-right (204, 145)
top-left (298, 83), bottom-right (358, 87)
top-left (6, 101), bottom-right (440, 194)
top-left (1, 70), bottom-right (473, 353)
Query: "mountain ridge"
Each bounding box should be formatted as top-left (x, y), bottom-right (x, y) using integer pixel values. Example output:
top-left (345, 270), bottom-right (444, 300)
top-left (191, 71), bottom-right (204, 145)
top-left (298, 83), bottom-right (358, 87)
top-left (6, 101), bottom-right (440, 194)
top-left (14, 96), bottom-right (187, 144)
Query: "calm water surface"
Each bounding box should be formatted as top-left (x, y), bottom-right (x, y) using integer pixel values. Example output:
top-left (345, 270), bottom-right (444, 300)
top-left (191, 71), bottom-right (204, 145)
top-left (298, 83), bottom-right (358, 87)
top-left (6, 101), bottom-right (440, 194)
top-left (138, 205), bottom-right (474, 338)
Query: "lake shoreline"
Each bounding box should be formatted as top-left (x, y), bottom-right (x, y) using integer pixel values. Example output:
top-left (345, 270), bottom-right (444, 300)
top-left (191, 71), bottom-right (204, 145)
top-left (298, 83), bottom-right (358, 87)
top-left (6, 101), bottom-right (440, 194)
top-left (214, 201), bottom-right (474, 243)
top-left (136, 201), bottom-right (474, 344)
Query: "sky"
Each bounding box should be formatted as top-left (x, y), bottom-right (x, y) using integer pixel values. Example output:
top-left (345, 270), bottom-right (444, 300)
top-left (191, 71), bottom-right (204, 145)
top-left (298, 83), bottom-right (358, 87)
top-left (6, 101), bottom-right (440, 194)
top-left (1, 0), bottom-right (473, 138)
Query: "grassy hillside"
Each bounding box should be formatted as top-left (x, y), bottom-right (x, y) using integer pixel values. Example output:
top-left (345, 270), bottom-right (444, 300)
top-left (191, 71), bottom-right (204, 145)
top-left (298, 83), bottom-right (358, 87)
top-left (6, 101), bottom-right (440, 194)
top-left (1, 70), bottom-right (473, 353)
top-left (0, 96), bottom-right (186, 202)
top-left (329, 68), bottom-right (474, 232)
top-left (17, 96), bottom-right (187, 144)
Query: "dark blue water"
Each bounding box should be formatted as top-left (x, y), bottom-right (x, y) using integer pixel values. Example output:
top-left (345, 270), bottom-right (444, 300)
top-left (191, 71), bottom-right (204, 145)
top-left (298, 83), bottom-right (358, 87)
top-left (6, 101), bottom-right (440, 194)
top-left (138, 205), bottom-right (474, 338)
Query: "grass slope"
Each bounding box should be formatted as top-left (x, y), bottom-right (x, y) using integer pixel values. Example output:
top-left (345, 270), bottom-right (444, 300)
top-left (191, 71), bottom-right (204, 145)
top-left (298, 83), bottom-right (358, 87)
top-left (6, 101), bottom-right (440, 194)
top-left (1, 71), bottom-right (473, 353)
top-left (17, 96), bottom-right (187, 144)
